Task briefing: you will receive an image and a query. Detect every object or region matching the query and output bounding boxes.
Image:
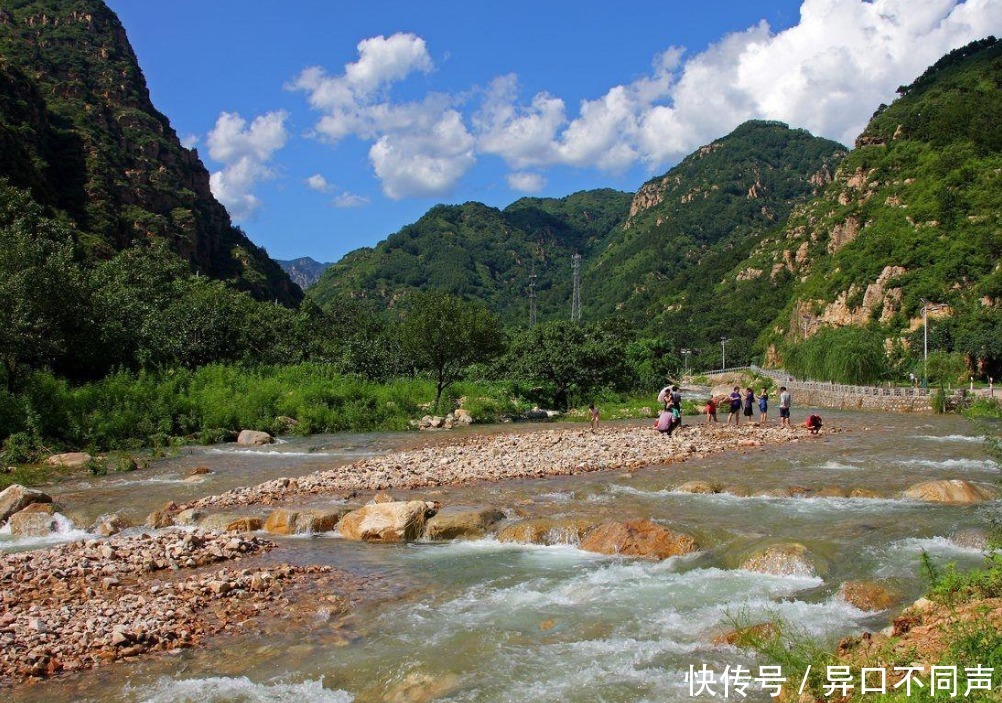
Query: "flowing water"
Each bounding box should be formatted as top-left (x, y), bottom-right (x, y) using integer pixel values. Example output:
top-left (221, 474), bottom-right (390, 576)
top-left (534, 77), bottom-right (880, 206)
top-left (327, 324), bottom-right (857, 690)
top-left (6, 410), bottom-right (999, 703)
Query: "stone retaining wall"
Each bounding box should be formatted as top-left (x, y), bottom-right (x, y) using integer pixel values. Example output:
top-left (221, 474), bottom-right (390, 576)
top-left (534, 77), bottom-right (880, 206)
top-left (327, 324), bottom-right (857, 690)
top-left (788, 385), bottom-right (935, 413)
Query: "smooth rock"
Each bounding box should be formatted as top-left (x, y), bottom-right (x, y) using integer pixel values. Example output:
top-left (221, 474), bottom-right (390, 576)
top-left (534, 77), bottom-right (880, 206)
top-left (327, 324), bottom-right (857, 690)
top-left (264, 508), bottom-right (347, 535)
top-left (454, 408), bottom-right (473, 426)
top-left (90, 513), bottom-right (129, 537)
top-left (225, 517), bottom-right (264, 532)
top-left (675, 480), bottom-right (719, 494)
top-left (189, 466), bottom-right (213, 476)
top-left (495, 518), bottom-right (595, 546)
top-left (579, 519), bottom-right (698, 559)
top-left (0, 484), bottom-right (53, 525)
top-left (44, 452), bottom-right (93, 468)
top-left (8, 508), bottom-right (59, 537)
top-left (903, 480), bottom-right (999, 504)
top-left (950, 528), bottom-right (989, 551)
top-left (237, 430), bottom-right (274, 446)
top-left (338, 501), bottom-right (437, 542)
top-left (385, 672), bottom-right (460, 703)
top-left (837, 580), bottom-right (898, 612)
top-left (741, 543), bottom-right (822, 578)
top-left (173, 508), bottom-right (205, 526)
top-left (145, 501), bottom-right (179, 529)
top-left (424, 506), bottom-right (506, 540)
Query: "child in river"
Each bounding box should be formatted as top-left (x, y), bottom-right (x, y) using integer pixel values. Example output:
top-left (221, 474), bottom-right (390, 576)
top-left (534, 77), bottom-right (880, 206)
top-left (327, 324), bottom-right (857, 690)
top-left (588, 403), bottom-right (600, 433)
top-left (758, 389), bottom-right (769, 424)
top-left (806, 414), bottom-right (823, 435)
top-left (704, 397), bottom-right (718, 424)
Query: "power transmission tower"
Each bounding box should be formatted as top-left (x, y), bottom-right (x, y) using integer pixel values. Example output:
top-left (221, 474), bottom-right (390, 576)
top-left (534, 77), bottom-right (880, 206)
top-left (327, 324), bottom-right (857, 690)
top-left (528, 266), bottom-right (538, 327)
top-left (571, 253), bottom-right (582, 322)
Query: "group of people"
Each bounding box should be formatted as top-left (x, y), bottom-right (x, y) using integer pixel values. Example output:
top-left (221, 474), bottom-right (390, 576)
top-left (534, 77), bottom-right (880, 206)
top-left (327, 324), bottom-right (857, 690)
top-left (653, 383), bottom-right (822, 435)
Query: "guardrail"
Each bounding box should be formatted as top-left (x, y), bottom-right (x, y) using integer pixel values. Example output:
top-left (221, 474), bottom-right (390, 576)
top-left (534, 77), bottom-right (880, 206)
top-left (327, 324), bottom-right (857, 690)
top-left (694, 365), bottom-right (968, 398)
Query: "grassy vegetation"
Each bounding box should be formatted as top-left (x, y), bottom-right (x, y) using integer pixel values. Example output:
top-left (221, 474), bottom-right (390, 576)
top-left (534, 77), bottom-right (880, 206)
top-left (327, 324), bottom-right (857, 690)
top-left (0, 364), bottom-right (536, 462)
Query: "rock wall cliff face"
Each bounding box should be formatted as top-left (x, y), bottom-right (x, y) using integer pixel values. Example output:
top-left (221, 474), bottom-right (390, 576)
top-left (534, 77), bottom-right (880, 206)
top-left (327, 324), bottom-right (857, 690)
top-left (0, 1), bottom-right (301, 305)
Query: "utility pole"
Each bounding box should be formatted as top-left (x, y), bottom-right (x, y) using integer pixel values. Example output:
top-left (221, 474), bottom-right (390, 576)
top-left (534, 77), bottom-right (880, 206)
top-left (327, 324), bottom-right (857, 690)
top-left (921, 298), bottom-right (938, 389)
top-left (528, 266), bottom-right (538, 327)
top-left (571, 253), bottom-right (582, 323)
top-left (681, 348), bottom-right (691, 376)
top-left (720, 337), bottom-right (729, 372)
top-left (800, 314), bottom-right (813, 340)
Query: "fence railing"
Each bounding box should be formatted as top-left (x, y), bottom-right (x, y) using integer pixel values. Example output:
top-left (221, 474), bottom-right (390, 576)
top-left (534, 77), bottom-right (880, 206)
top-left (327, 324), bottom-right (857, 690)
top-left (696, 365), bottom-right (967, 398)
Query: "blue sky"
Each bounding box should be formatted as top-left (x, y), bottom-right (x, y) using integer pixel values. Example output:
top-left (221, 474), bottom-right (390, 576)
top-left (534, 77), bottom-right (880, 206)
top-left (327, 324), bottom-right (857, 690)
top-left (106, 0), bottom-right (1002, 263)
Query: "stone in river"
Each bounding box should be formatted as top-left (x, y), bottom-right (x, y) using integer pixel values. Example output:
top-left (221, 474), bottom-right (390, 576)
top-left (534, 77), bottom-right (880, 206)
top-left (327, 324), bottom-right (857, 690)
top-left (903, 480), bottom-right (999, 504)
top-left (338, 501), bottom-right (437, 541)
top-left (0, 484), bottom-right (53, 525)
top-left (237, 430), bottom-right (274, 446)
top-left (495, 517), bottom-right (595, 546)
top-left (8, 505), bottom-right (59, 537)
top-left (424, 506), bottom-right (506, 540)
top-left (837, 580), bottom-right (899, 612)
top-left (675, 480), bottom-right (720, 494)
top-left (579, 519), bottom-right (698, 560)
top-left (44, 452), bottom-right (93, 468)
top-left (741, 543), bottom-right (823, 578)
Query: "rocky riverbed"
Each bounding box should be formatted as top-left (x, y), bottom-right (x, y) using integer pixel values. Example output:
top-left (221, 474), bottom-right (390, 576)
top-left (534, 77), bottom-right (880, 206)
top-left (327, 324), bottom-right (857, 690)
top-left (188, 423), bottom-right (822, 510)
top-left (0, 529), bottom-right (355, 686)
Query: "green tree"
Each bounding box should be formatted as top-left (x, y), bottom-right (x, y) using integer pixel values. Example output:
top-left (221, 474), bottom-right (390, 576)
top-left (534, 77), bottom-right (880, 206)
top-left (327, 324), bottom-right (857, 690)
top-left (507, 320), bottom-right (629, 409)
top-left (0, 182), bottom-right (87, 391)
top-left (399, 291), bottom-right (503, 407)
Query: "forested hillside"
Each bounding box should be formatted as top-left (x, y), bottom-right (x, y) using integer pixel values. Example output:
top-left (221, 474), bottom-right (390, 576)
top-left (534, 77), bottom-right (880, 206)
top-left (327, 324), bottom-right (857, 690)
top-left (0, 0), bottom-right (300, 304)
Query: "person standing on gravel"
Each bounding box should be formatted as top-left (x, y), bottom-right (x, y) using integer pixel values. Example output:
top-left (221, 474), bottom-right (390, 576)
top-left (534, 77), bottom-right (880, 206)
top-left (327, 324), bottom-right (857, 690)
top-left (727, 387), bottom-right (742, 425)
top-left (779, 386), bottom-right (792, 428)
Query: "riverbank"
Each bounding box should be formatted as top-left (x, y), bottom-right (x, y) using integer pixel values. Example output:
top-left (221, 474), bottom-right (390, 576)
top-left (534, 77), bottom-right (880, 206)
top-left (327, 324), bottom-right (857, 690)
top-left (0, 530), bottom-right (357, 686)
top-left (189, 423), bottom-right (826, 510)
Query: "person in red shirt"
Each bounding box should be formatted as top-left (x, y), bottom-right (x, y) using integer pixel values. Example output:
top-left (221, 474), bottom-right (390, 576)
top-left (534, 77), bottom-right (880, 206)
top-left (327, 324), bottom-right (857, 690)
top-left (704, 397), bottom-right (718, 424)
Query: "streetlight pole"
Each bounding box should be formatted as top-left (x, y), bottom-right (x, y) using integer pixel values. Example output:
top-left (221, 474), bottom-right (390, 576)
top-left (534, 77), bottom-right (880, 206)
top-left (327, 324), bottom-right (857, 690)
top-left (720, 337), bottom-right (729, 372)
top-left (921, 298), bottom-right (930, 388)
top-left (681, 348), bottom-right (691, 376)
top-left (800, 315), bottom-right (812, 340)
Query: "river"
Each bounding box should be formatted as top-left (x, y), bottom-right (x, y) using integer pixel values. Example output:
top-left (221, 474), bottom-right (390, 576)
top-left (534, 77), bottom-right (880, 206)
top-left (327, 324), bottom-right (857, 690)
top-left (5, 409), bottom-right (997, 703)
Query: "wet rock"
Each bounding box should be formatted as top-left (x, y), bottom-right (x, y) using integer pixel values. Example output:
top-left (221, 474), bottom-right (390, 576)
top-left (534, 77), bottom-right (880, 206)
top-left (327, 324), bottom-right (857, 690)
top-left (418, 415), bottom-right (445, 430)
top-left (237, 430), bottom-right (274, 446)
top-left (275, 416), bottom-right (299, 430)
top-left (495, 517), bottom-right (595, 546)
top-left (675, 480), bottom-right (720, 494)
top-left (849, 488), bottom-right (881, 499)
top-left (579, 519), bottom-right (698, 560)
top-left (8, 506), bottom-right (59, 537)
top-left (950, 528), bottom-right (989, 551)
top-left (263, 508), bottom-right (347, 535)
top-left (424, 506), bottom-right (506, 540)
top-left (44, 452), bottom-right (93, 468)
top-left (338, 501), bottom-right (437, 542)
top-left (189, 466), bottom-right (213, 476)
top-left (712, 621), bottom-right (779, 647)
top-left (145, 501), bottom-right (179, 529)
top-left (385, 671), bottom-right (460, 703)
top-left (903, 480), bottom-right (1000, 504)
top-left (815, 486), bottom-right (850, 498)
top-left (0, 484), bottom-right (53, 525)
top-left (741, 543), bottom-right (823, 578)
top-left (371, 491), bottom-right (396, 504)
top-left (225, 517), bottom-right (264, 532)
top-left (90, 513), bottom-right (129, 537)
top-left (837, 580), bottom-right (898, 612)
top-left (173, 508), bottom-right (205, 526)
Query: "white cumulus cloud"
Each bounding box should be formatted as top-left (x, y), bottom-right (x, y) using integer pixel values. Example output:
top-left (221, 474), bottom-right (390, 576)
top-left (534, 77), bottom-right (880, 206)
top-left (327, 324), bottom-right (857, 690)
top-left (206, 111), bottom-right (288, 220)
top-left (306, 174), bottom-right (332, 192)
top-left (290, 32), bottom-right (476, 199)
top-left (333, 192), bottom-right (370, 208)
top-left (506, 171), bottom-right (546, 193)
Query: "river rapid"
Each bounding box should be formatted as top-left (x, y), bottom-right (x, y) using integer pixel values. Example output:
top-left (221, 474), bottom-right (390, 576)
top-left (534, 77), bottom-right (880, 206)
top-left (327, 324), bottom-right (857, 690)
top-left (5, 409), bottom-right (998, 703)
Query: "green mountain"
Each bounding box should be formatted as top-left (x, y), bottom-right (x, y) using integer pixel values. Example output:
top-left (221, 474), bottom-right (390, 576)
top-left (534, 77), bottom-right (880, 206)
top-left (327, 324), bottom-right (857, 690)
top-left (0, 0), bottom-right (300, 305)
top-left (308, 189), bottom-right (633, 322)
top-left (277, 257), bottom-right (333, 290)
top-left (582, 121), bottom-right (846, 364)
top-left (745, 37), bottom-right (1002, 367)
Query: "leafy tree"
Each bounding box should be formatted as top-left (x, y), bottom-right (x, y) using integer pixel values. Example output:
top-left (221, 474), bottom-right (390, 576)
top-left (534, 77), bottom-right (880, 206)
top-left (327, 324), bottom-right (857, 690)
top-left (0, 182), bottom-right (87, 391)
top-left (507, 320), bottom-right (630, 409)
top-left (399, 291), bottom-right (504, 407)
top-left (785, 326), bottom-right (889, 384)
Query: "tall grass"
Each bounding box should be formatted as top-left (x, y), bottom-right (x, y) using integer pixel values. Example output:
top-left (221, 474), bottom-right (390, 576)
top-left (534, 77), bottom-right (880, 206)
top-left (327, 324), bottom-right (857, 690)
top-left (0, 365), bottom-right (531, 456)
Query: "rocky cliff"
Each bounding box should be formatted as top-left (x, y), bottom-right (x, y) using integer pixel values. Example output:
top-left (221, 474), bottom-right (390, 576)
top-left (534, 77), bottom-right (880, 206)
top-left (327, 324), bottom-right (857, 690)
top-left (0, 0), bottom-right (301, 305)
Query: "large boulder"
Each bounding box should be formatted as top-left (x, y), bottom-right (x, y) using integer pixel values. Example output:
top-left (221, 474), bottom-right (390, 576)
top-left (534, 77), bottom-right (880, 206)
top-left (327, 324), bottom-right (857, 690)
top-left (338, 501), bottom-right (437, 542)
top-left (198, 512), bottom-right (266, 533)
top-left (237, 430), bottom-right (274, 446)
top-left (579, 519), bottom-right (698, 560)
top-left (424, 506), bottom-right (506, 540)
top-left (0, 484), bottom-right (53, 525)
top-left (837, 580), bottom-right (898, 612)
top-left (145, 501), bottom-right (179, 529)
top-left (741, 543), bottom-right (822, 578)
top-left (903, 480), bottom-right (999, 504)
top-left (454, 408), bottom-right (473, 426)
top-left (8, 505), bottom-right (59, 537)
top-left (44, 452), bottom-right (92, 468)
top-left (263, 507), bottom-right (348, 535)
top-left (90, 513), bottom-right (130, 537)
top-left (495, 518), bottom-right (595, 546)
top-left (950, 528), bottom-right (989, 551)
